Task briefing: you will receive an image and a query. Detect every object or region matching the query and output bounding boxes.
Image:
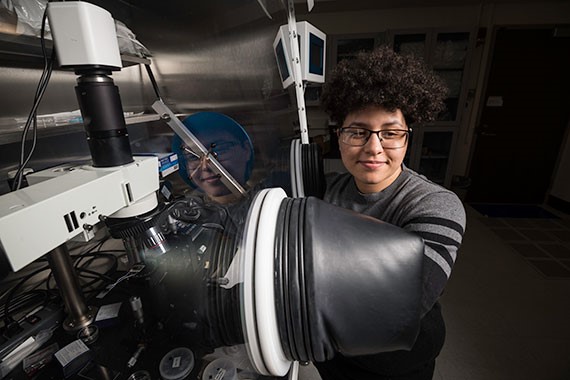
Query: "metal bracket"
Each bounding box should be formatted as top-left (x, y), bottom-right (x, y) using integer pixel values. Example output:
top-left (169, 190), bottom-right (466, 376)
top-left (286, 0), bottom-right (309, 144)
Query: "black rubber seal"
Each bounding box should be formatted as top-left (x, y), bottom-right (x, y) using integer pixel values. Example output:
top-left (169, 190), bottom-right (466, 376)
top-left (297, 197), bottom-right (314, 361)
top-left (286, 198), bottom-right (308, 361)
top-left (274, 199), bottom-right (293, 360)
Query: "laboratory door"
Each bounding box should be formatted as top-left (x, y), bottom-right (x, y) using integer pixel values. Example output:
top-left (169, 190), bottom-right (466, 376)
top-left (467, 28), bottom-right (570, 204)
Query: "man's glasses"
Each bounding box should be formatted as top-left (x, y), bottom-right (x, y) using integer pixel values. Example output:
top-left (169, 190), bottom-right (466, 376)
top-left (338, 127), bottom-right (411, 149)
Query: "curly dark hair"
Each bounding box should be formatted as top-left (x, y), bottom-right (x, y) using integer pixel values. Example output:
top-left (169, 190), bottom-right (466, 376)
top-left (321, 46), bottom-right (448, 126)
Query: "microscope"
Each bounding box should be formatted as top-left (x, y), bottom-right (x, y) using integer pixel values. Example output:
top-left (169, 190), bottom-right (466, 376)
top-left (0, 2), bottom-right (161, 333)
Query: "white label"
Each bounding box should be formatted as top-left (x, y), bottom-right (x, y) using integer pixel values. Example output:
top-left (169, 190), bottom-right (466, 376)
top-left (95, 302), bottom-right (122, 321)
top-left (486, 96), bottom-right (503, 107)
top-left (172, 356), bottom-right (181, 368)
top-left (55, 340), bottom-right (89, 367)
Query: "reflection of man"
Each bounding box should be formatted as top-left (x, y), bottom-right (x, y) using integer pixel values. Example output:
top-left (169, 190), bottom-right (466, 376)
top-left (172, 112), bottom-right (254, 204)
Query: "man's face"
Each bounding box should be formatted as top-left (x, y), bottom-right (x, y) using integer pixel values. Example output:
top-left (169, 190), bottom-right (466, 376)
top-left (338, 106), bottom-right (409, 194)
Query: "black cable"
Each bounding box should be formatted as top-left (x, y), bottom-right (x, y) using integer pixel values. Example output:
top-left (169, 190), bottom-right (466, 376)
top-left (68, 236), bottom-right (110, 256)
top-left (12, 7), bottom-right (56, 191)
top-left (41, 249), bottom-right (121, 296)
top-left (89, 250), bottom-right (125, 254)
top-left (72, 253), bottom-right (117, 284)
top-left (0, 291), bottom-right (48, 321)
top-left (73, 251), bottom-right (118, 270)
top-left (82, 269), bottom-right (137, 300)
top-left (43, 262), bottom-right (114, 302)
top-left (0, 290), bottom-right (51, 325)
top-left (76, 268), bottom-right (114, 282)
top-left (76, 268), bottom-right (115, 288)
top-left (85, 236), bottom-right (111, 254)
top-left (0, 259), bottom-right (59, 319)
top-left (67, 235), bottom-right (117, 270)
top-left (76, 252), bottom-right (119, 272)
top-left (3, 266), bottom-right (51, 325)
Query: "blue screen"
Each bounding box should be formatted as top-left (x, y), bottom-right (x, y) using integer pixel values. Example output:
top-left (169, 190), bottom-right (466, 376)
top-left (309, 33), bottom-right (324, 76)
top-left (276, 39), bottom-right (290, 82)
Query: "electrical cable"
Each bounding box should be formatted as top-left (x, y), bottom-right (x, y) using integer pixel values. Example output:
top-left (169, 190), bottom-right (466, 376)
top-left (71, 251), bottom-right (121, 297)
top-left (76, 268), bottom-right (115, 284)
top-left (94, 268), bottom-right (143, 299)
top-left (0, 287), bottom-right (47, 306)
top-left (77, 264), bottom-right (116, 288)
top-left (81, 256), bottom-right (117, 277)
top-left (73, 251), bottom-right (119, 271)
top-left (85, 235), bottom-right (112, 254)
top-left (67, 236), bottom-right (120, 282)
top-left (0, 291), bottom-right (50, 323)
top-left (11, 7), bottom-right (56, 191)
top-left (0, 263), bottom-right (48, 302)
top-left (41, 252), bottom-right (119, 302)
top-left (2, 266), bottom-right (51, 326)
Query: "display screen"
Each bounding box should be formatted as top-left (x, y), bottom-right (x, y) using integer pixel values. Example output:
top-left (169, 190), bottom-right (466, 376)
top-left (309, 33), bottom-right (324, 75)
top-left (275, 39), bottom-right (290, 82)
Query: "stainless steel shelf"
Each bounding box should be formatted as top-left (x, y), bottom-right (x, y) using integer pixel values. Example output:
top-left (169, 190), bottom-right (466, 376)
top-left (0, 113), bottom-right (163, 145)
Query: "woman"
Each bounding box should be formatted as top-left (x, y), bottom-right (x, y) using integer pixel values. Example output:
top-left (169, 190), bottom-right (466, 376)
top-left (315, 46), bottom-right (466, 380)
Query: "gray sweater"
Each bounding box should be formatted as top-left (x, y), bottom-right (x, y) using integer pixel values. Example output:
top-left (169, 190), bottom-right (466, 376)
top-left (324, 166), bottom-right (466, 315)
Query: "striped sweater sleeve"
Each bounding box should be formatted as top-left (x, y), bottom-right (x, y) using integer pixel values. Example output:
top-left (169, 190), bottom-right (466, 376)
top-left (402, 191), bottom-right (466, 316)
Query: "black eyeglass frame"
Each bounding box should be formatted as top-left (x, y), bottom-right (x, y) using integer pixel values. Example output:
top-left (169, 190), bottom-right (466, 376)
top-left (337, 127), bottom-right (413, 148)
top-left (181, 144), bottom-right (220, 162)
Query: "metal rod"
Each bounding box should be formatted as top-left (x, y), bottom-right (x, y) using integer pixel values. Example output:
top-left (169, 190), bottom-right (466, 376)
top-left (144, 63), bottom-right (163, 101)
top-left (47, 244), bottom-right (96, 332)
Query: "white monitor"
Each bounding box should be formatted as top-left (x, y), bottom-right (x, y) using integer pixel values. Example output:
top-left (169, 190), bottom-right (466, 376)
top-left (273, 21), bottom-right (326, 89)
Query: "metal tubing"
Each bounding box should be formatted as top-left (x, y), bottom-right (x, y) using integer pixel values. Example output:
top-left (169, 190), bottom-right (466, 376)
top-left (47, 244), bottom-right (96, 331)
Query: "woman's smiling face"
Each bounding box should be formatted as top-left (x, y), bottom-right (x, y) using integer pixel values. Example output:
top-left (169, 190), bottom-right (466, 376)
top-left (338, 106), bottom-right (409, 194)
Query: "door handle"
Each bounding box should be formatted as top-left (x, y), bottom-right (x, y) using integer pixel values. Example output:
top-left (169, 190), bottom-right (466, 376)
top-left (480, 131), bottom-right (497, 136)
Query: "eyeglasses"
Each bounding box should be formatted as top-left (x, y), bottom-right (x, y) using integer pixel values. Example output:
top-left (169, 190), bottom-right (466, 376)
top-left (180, 141), bottom-right (238, 163)
top-left (338, 127), bottom-right (412, 148)
top-left (180, 145), bottom-right (214, 179)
